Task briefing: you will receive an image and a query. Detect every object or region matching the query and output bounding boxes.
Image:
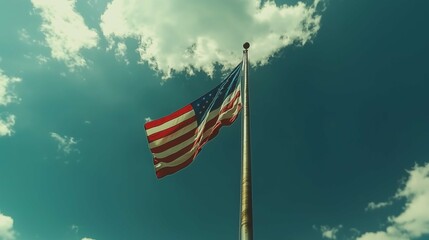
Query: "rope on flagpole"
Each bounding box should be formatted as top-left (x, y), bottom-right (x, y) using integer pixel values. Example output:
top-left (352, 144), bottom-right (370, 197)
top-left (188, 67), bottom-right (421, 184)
top-left (240, 42), bottom-right (253, 240)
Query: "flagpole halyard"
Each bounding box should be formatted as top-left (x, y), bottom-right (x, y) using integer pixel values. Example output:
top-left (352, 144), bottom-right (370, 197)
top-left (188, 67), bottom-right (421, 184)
top-left (240, 42), bottom-right (253, 240)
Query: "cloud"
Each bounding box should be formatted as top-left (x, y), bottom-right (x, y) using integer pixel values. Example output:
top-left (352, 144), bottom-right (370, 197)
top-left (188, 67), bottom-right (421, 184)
top-left (349, 228), bottom-right (361, 239)
top-left (31, 0), bottom-right (99, 69)
top-left (114, 42), bottom-right (129, 65)
top-left (100, 0), bottom-right (324, 79)
top-left (315, 225), bottom-right (343, 239)
top-left (36, 55), bottom-right (49, 64)
top-left (0, 69), bottom-right (21, 106)
top-left (50, 132), bottom-right (79, 154)
top-left (0, 69), bottom-right (21, 137)
top-left (18, 28), bottom-right (32, 44)
top-left (0, 114), bottom-right (16, 137)
top-left (365, 201), bottom-right (393, 211)
top-left (357, 162), bottom-right (429, 240)
top-left (71, 224), bottom-right (79, 233)
top-left (0, 213), bottom-right (16, 240)
top-left (81, 238), bottom-right (95, 240)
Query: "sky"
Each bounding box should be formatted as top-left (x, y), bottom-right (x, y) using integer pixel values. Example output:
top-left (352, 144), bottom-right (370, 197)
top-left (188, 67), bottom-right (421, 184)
top-left (0, 0), bottom-right (429, 240)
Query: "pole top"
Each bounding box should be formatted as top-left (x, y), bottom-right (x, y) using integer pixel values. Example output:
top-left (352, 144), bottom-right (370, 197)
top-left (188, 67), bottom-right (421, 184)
top-left (243, 42), bottom-right (250, 50)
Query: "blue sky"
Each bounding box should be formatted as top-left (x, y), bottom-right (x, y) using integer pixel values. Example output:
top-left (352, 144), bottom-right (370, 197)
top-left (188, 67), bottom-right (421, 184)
top-left (1, 0), bottom-right (429, 240)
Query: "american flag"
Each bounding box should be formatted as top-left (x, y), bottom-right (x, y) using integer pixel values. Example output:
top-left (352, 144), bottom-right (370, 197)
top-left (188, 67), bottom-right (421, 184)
top-left (144, 63), bottom-right (243, 178)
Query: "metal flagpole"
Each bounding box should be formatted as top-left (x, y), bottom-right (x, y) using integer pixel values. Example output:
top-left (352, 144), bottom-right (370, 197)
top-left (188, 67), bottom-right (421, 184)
top-left (240, 42), bottom-right (253, 240)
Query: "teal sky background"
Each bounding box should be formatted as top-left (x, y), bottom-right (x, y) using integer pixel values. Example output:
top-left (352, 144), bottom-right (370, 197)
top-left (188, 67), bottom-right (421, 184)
top-left (1, 0), bottom-right (429, 240)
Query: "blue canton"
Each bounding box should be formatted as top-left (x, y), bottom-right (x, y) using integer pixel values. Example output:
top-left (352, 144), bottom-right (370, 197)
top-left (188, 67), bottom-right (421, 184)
top-left (191, 62), bottom-right (242, 125)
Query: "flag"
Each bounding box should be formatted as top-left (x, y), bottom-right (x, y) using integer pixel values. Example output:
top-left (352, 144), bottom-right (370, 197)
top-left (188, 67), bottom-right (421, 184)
top-left (144, 62), bottom-right (243, 178)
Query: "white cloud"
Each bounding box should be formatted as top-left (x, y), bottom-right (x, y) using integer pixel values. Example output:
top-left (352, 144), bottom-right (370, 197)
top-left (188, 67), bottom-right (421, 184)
top-left (36, 55), bottom-right (49, 64)
top-left (0, 213), bottom-right (16, 240)
top-left (316, 225), bottom-right (342, 239)
top-left (31, 0), bottom-right (99, 69)
top-left (365, 201), bottom-right (393, 211)
top-left (50, 132), bottom-right (79, 154)
top-left (357, 162), bottom-right (429, 240)
top-left (0, 69), bottom-right (21, 106)
top-left (0, 69), bottom-right (20, 137)
top-left (100, 0), bottom-right (324, 79)
top-left (18, 28), bottom-right (31, 43)
top-left (349, 228), bottom-right (361, 239)
top-left (18, 28), bottom-right (45, 46)
top-left (0, 114), bottom-right (16, 137)
top-left (114, 42), bottom-right (129, 65)
top-left (71, 224), bottom-right (79, 233)
top-left (81, 238), bottom-right (95, 240)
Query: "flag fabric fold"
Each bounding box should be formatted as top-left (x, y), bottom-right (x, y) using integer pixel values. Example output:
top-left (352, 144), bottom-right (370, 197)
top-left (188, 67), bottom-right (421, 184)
top-left (144, 62), bottom-right (243, 178)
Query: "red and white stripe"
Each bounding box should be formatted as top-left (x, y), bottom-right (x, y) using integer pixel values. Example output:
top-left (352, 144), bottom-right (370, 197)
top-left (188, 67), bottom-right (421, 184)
top-left (145, 85), bottom-right (242, 178)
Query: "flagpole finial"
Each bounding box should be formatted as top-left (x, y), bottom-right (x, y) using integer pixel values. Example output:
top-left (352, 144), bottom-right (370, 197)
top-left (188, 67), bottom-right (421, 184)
top-left (243, 42), bottom-right (250, 49)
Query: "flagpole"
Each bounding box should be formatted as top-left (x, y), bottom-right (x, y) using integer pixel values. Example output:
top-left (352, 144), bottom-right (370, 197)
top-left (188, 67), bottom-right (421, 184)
top-left (240, 42), bottom-right (253, 240)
